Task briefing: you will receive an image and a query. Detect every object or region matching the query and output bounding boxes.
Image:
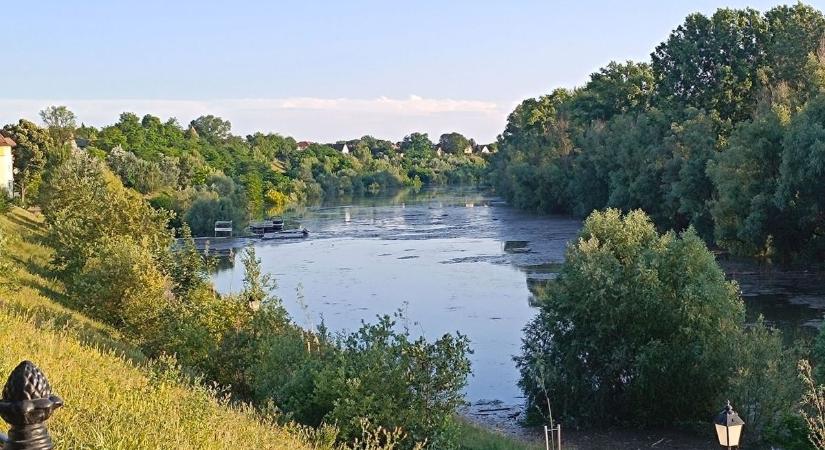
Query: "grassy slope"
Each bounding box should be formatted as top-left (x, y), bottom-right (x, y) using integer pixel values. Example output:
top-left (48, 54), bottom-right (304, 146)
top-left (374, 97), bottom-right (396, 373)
top-left (0, 206), bottom-right (537, 450)
top-left (0, 207), bottom-right (318, 450)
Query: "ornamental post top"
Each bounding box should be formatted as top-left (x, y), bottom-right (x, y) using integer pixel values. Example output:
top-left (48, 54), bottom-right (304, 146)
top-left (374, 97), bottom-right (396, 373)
top-left (0, 361), bottom-right (63, 450)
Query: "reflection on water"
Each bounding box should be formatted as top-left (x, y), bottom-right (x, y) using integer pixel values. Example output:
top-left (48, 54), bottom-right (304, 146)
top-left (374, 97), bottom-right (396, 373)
top-left (211, 187), bottom-right (825, 412)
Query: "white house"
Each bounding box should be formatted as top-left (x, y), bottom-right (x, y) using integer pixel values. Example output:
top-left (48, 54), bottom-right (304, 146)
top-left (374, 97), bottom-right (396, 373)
top-left (331, 143), bottom-right (350, 155)
top-left (463, 145), bottom-right (473, 155)
top-left (0, 136), bottom-right (15, 196)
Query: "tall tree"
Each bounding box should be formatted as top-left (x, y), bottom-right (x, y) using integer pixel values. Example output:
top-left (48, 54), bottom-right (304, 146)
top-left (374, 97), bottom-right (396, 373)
top-left (1, 119), bottom-right (53, 205)
top-left (774, 93), bottom-right (825, 260)
top-left (570, 61), bottom-right (655, 123)
top-left (651, 9), bottom-right (768, 122)
top-left (438, 132), bottom-right (471, 154)
top-left (39, 105), bottom-right (77, 145)
top-left (190, 115), bottom-right (232, 143)
top-left (400, 132), bottom-right (434, 159)
top-left (764, 3), bottom-right (825, 91)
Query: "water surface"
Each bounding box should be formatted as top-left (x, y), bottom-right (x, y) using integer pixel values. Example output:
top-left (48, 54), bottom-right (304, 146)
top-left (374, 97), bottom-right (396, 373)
top-left (211, 187), bottom-right (825, 423)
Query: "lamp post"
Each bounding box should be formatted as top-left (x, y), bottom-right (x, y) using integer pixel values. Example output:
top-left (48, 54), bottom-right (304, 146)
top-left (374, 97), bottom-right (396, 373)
top-left (714, 400), bottom-right (744, 449)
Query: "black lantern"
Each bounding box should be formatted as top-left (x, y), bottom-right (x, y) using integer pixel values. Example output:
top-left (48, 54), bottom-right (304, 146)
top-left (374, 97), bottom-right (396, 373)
top-left (714, 400), bottom-right (744, 449)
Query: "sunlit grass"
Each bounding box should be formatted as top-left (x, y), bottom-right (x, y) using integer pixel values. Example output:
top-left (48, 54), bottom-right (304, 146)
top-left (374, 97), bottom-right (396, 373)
top-left (456, 421), bottom-right (543, 450)
top-left (0, 208), bottom-right (321, 449)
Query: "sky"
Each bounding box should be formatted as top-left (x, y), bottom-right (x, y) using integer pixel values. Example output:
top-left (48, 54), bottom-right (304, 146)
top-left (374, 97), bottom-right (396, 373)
top-left (3, 0), bottom-right (823, 143)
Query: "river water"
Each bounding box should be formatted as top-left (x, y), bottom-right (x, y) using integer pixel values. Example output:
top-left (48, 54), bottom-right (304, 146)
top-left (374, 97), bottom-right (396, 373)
top-left (211, 187), bottom-right (825, 425)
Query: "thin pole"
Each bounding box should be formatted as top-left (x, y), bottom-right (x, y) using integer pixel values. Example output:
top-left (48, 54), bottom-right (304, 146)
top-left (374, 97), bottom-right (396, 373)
top-left (557, 424), bottom-right (562, 450)
top-left (544, 425), bottom-right (550, 450)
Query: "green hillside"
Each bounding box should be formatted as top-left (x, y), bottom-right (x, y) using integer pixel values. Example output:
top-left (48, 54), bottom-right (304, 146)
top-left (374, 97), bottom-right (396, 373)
top-left (0, 207), bottom-right (323, 449)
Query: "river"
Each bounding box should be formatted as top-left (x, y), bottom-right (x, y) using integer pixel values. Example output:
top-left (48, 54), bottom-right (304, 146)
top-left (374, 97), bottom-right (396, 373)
top-left (211, 187), bottom-right (825, 427)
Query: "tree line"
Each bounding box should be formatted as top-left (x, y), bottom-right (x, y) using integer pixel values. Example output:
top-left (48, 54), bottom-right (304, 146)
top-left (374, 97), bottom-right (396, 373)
top-left (2, 107), bottom-right (490, 236)
top-left (492, 3), bottom-right (825, 263)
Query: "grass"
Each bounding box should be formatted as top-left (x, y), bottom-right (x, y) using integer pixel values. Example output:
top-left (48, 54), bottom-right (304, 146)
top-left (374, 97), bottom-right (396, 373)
top-left (456, 421), bottom-right (543, 450)
top-left (0, 207), bottom-right (323, 450)
top-left (0, 206), bottom-right (537, 450)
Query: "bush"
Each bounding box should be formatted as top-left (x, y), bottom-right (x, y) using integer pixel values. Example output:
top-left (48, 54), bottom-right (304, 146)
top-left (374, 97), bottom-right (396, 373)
top-left (727, 317), bottom-right (808, 447)
top-left (517, 209), bottom-right (744, 426)
top-left (0, 188), bottom-right (11, 213)
top-left (72, 235), bottom-right (172, 341)
top-left (254, 314), bottom-right (472, 449)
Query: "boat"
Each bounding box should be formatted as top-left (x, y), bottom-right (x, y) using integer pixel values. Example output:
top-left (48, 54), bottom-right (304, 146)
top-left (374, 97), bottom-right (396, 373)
top-left (248, 218), bottom-right (285, 236)
top-left (261, 228), bottom-right (309, 240)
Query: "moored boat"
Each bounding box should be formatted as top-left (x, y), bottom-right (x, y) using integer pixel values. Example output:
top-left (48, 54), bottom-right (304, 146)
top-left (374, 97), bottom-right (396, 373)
top-left (262, 228), bottom-right (309, 240)
top-left (248, 218), bottom-right (285, 236)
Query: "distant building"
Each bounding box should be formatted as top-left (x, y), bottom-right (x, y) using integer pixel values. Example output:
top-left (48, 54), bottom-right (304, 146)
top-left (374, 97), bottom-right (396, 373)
top-left (331, 143), bottom-right (350, 155)
top-left (296, 141), bottom-right (313, 151)
top-left (435, 146), bottom-right (444, 157)
top-left (0, 135), bottom-right (15, 195)
top-left (474, 144), bottom-right (493, 154)
top-left (463, 145), bottom-right (473, 155)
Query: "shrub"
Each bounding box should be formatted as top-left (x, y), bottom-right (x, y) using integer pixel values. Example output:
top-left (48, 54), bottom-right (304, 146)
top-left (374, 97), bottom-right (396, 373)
top-left (71, 235), bottom-right (172, 342)
top-left (727, 317), bottom-right (808, 446)
top-left (254, 314), bottom-right (472, 449)
top-left (517, 209), bottom-right (744, 426)
top-left (0, 188), bottom-right (11, 213)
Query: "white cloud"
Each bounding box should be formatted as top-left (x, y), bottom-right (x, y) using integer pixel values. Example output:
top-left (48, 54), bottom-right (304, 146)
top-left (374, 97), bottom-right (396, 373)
top-left (0, 96), bottom-right (509, 143)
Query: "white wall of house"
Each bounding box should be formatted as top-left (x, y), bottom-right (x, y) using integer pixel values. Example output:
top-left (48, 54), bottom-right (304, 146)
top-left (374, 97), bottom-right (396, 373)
top-left (341, 144), bottom-right (350, 155)
top-left (0, 145), bottom-right (13, 195)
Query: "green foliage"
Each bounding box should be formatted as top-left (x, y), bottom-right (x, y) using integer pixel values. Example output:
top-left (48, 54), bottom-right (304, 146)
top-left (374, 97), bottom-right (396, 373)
top-left (0, 188), bottom-right (11, 214)
top-left (570, 61), bottom-right (655, 122)
top-left (39, 105), bottom-right (76, 145)
top-left (183, 175), bottom-right (249, 235)
top-left (72, 235), bottom-right (172, 341)
top-left (517, 209), bottom-right (743, 426)
top-left (2, 119), bottom-right (53, 205)
top-left (254, 314), bottom-right (472, 450)
top-left (39, 152), bottom-right (172, 275)
top-left (774, 94), bottom-right (825, 260)
top-left (728, 318), bottom-right (809, 447)
top-left (651, 8), bottom-right (767, 123)
top-left (493, 3), bottom-right (825, 263)
top-left (438, 132), bottom-right (471, 154)
top-left (30, 108), bottom-right (486, 236)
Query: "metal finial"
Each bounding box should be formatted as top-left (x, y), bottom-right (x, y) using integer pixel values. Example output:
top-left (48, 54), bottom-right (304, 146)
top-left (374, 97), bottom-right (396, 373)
top-left (0, 361), bottom-right (63, 450)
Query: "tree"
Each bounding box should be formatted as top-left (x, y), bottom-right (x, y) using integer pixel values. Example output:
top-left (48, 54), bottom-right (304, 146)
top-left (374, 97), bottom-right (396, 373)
top-left (2, 119), bottom-right (53, 205)
top-left (73, 235), bottom-right (172, 341)
top-left (774, 93), bottom-right (825, 261)
top-left (438, 132), bottom-right (471, 154)
top-left (190, 115), bottom-right (232, 143)
top-left (40, 152), bottom-right (172, 276)
top-left (400, 132), bottom-right (434, 159)
top-left (764, 3), bottom-right (825, 92)
top-left (39, 105), bottom-right (77, 145)
top-left (651, 9), bottom-right (768, 122)
top-left (708, 109), bottom-right (787, 257)
top-left (570, 61), bottom-right (655, 123)
top-left (517, 209), bottom-right (743, 426)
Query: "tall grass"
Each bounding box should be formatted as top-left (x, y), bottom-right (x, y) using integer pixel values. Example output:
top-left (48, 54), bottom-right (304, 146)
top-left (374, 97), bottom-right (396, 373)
top-left (0, 208), bottom-right (324, 449)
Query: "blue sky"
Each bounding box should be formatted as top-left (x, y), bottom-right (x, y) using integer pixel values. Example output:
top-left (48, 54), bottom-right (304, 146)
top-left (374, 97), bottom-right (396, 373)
top-left (3, 0), bottom-right (821, 142)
